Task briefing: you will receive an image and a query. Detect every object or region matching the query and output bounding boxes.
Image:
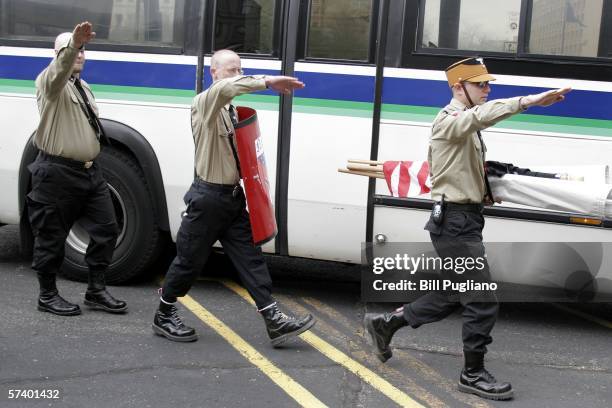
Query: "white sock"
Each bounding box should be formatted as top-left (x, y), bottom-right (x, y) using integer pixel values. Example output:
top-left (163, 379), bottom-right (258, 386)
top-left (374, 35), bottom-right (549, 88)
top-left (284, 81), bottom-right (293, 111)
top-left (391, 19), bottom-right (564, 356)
top-left (160, 297), bottom-right (175, 305)
top-left (258, 301), bottom-right (277, 312)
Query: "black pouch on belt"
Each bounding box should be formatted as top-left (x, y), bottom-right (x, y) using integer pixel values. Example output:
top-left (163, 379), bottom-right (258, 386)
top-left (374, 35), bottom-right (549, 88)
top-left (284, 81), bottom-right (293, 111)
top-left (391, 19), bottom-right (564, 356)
top-left (432, 194), bottom-right (445, 225)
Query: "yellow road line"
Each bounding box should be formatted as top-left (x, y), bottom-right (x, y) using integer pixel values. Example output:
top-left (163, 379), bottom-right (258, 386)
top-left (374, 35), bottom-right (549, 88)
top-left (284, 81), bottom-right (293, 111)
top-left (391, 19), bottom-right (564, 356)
top-left (178, 295), bottom-right (328, 408)
top-left (280, 295), bottom-right (448, 408)
top-left (301, 297), bottom-right (491, 408)
top-left (217, 279), bottom-right (426, 408)
top-left (551, 303), bottom-right (612, 329)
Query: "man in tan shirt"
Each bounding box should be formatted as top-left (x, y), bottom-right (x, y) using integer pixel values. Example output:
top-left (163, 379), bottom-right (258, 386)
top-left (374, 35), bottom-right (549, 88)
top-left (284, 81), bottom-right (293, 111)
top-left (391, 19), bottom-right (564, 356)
top-left (153, 50), bottom-right (315, 346)
top-left (365, 57), bottom-right (570, 400)
top-left (28, 22), bottom-right (126, 316)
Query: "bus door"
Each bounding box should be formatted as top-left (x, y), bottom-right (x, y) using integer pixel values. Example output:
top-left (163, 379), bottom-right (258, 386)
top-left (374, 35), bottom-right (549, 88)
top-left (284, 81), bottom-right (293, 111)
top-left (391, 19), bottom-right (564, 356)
top-left (284, 0), bottom-right (379, 263)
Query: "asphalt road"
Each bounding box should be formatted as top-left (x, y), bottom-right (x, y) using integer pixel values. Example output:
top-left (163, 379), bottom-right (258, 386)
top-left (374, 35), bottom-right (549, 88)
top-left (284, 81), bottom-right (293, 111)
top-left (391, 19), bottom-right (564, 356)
top-left (0, 224), bottom-right (610, 408)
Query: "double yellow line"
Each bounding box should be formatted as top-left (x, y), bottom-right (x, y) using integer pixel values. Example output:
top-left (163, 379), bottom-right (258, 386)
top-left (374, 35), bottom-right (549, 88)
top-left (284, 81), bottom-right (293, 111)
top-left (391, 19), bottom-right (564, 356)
top-left (179, 294), bottom-right (327, 408)
top-left (179, 277), bottom-right (612, 407)
top-left (179, 278), bottom-right (425, 408)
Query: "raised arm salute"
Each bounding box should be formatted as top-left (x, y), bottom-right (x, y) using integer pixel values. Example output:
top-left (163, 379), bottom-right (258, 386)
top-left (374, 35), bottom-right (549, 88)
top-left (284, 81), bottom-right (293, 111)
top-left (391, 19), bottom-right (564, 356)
top-left (365, 57), bottom-right (570, 401)
top-left (28, 22), bottom-right (126, 317)
top-left (152, 49), bottom-right (314, 346)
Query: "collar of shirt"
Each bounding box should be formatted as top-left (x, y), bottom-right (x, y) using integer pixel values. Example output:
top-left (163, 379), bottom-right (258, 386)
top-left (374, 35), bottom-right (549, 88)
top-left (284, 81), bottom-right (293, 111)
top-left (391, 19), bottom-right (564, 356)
top-left (449, 97), bottom-right (467, 111)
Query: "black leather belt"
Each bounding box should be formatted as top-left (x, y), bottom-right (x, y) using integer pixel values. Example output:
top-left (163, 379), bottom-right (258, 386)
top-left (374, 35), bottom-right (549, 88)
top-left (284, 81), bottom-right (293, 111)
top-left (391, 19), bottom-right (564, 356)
top-left (38, 151), bottom-right (93, 169)
top-left (196, 178), bottom-right (241, 197)
top-left (446, 202), bottom-right (484, 214)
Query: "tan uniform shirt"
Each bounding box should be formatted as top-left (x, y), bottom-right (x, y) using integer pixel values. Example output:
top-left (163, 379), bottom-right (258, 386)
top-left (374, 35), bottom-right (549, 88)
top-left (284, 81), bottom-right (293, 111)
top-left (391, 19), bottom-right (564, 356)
top-left (428, 97), bottom-right (524, 203)
top-left (191, 75), bottom-right (267, 184)
top-left (35, 39), bottom-right (100, 162)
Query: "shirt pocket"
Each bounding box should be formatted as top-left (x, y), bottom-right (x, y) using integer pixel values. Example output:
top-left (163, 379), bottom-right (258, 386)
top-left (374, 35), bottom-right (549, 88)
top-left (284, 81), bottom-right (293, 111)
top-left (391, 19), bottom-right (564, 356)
top-left (69, 89), bottom-right (81, 104)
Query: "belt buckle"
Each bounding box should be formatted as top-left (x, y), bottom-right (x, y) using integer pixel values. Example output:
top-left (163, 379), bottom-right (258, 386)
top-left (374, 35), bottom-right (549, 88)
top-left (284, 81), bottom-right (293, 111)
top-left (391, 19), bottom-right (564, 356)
top-left (84, 161), bottom-right (93, 169)
top-left (232, 185), bottom-right (240, 198)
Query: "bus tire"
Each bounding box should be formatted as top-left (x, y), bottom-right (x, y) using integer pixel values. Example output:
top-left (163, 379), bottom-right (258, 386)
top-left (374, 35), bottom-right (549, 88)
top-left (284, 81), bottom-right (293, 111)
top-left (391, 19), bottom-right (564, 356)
top-left (61, 147), bottom-right (163, 284)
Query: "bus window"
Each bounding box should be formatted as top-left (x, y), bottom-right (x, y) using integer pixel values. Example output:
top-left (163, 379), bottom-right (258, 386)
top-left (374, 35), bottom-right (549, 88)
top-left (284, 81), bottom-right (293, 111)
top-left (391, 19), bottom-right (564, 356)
top-left (420, 0), bottom-right (521, 53)
top-left (0, 0), bottom-right (185, 46)
top-left (306, 0), bottom-right (372, 60)
top-left (527, 0), bottom-right (610, 58)
top-left (214, 0), bottom-right (276, 54)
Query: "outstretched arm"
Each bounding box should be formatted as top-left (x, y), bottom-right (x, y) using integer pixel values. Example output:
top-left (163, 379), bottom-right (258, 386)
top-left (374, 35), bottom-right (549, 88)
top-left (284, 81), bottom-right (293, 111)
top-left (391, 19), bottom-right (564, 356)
top-left (520, 87), bottom-right (572, 109)
top-left (436, 87), bottom-right (572, 142)
top-left (264, 76), bottom-right (305, 95)
top-left (196, 75), bottom-right (305, 124)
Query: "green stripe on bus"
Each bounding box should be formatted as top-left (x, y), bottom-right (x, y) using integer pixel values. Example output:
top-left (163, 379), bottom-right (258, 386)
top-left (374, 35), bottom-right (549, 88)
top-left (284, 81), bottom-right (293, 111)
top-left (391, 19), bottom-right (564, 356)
top-left (92, 83), bottom-right (195, 97)
top-left (238, 96), bottom-right (373, 117)
top-left (0, 78), bottom-right (36, 94)
top-left (1, 79), bottom-right (610, 137)
top-left (233, 94), bottom-right (280, 111)
top-left (92, 84), bottom-right (195, 104)
top-left (293, 97), bottom-right (373, 117)
top-left (506, 112), bottom-right (612, 129)
top-left (0, 78), bottom-right (197, 103)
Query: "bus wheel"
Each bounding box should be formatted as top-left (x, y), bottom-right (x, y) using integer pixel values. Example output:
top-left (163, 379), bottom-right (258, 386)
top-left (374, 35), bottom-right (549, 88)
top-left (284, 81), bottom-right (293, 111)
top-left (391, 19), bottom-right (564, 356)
top-left (61, 147), bottom-right (163, 284)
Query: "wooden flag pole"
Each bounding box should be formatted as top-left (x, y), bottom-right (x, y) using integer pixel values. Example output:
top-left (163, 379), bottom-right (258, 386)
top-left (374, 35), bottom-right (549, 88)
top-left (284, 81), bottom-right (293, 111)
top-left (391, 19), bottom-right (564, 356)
top-left (346, 163), bottom-right (383, 172)
top-left (348, 159), bottom-right (384, 166)
top-left (338, 168), bottom-right (385, 179)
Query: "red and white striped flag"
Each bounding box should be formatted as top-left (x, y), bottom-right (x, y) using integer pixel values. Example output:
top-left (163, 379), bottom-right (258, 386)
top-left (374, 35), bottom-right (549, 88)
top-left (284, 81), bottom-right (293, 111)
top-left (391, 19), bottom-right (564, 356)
top-left (383, 161), bottom-right (431, 198)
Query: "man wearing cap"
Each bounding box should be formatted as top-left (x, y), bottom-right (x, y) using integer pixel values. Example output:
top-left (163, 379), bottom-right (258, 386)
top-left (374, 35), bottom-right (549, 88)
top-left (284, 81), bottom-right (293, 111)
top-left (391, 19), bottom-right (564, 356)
top-left (364, 57), bottom-right (570, 400)
top-left (151, 49), bottom-right (315, 346)
top-left (27, 21), bottom-right (126, 316)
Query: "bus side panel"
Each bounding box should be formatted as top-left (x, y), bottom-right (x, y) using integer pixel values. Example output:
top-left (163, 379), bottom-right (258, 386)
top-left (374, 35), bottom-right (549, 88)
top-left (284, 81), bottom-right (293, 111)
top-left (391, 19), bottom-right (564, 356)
top-left (0, 94), bottom-right (38, 224)
top-left (95, 102), bottom-right (194, 240)
top-left (287, 64), bottom-right (376, 263)
top-left (288, 112), bottom-right (371, 263)
top-left (373, 206), bottom-right (612, 290)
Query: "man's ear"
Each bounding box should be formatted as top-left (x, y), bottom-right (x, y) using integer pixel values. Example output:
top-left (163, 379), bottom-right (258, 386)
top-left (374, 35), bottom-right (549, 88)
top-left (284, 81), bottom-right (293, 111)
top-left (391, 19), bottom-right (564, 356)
top-left (451, 83), bottom-right (463, 96)
top-left (210, 66), bottom-right (216, 80)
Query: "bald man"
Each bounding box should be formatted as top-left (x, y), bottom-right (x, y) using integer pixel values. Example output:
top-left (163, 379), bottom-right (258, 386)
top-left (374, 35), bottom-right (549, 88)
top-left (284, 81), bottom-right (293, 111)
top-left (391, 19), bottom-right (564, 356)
top-left (153, 50), bottom-right (315, 346)
top-left (28, 22), bottom-right (126, 316)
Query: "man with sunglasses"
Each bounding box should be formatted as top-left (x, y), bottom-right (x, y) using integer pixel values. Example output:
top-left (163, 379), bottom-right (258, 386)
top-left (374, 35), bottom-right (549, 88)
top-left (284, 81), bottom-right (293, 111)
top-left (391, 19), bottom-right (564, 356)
top-left (152, 49), bottom-right (315, 346)
top-left (28, 22), bottom-right (126, 316)
top-left (364, 57), bottom-right (570, 401)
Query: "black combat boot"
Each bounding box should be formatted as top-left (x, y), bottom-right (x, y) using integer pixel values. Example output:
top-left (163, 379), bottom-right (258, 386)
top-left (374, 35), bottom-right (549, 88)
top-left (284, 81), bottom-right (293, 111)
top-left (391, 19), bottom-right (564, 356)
top-left (37, 273), bottom-right (81, 316)
top-left (458, 351), bottom-right (514, 400)
top-left (363, 308), bottom-right (408, 362)
top-left (152, 301), bottom-right (198, 342)
top-left (260, 303), bottom-right (315, 347)
top-left (84, 270), bottom-right (128, 313)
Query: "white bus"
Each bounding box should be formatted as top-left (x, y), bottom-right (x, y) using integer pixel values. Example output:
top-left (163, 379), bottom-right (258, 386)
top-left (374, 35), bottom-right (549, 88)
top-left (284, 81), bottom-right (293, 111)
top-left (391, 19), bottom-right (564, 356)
top-left (1, 0), bottom-right (611, 296)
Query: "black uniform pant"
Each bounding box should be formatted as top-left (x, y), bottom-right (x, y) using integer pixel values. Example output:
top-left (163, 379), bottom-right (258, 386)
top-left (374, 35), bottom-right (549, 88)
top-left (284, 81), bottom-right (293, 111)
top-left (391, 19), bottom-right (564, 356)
top-left (27, 153), bottom-right (118, 277)
top-left (404, 204), bottom-right (499, 354)
top-left (162, 179), bottom-right (274, 310)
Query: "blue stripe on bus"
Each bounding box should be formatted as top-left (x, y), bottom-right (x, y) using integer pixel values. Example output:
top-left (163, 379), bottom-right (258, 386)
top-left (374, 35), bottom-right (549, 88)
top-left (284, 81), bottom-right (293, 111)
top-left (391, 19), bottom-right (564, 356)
top-left (382, 77), bottom-right (612, 121)
top-left (1, 54), bottom-right (610, 121)
top-left (0, 55), bottom-right (196, 90)
top-left (293, 71), bottom-right (375, 103)
top-left (203, 68), bottom-right (281, 96)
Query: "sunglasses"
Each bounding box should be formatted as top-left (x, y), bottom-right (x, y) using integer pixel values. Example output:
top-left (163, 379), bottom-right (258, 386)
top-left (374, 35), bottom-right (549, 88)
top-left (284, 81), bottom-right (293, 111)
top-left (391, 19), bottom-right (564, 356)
top-left (475, 81), bottom-right (490, 89)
